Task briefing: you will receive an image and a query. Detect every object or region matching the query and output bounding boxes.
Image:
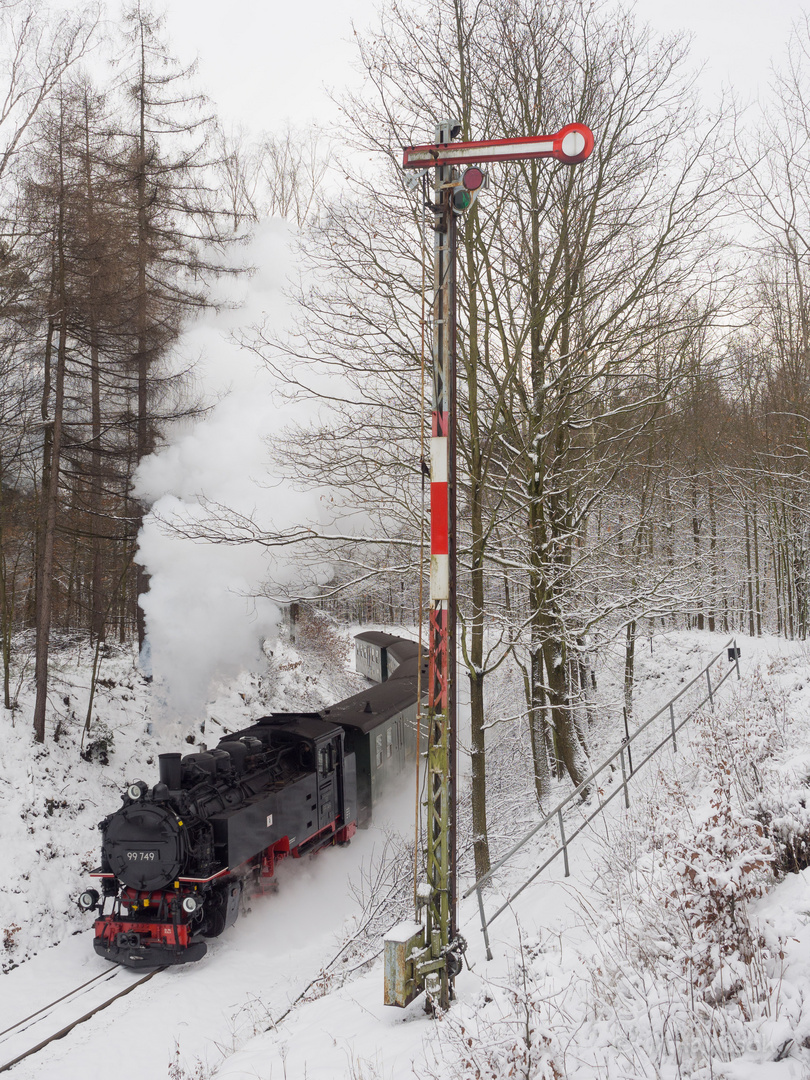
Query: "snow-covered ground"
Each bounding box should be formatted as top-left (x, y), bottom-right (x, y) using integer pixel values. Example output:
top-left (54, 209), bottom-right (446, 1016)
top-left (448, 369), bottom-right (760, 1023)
top-left (3, 628), bottom-right (810, 1078)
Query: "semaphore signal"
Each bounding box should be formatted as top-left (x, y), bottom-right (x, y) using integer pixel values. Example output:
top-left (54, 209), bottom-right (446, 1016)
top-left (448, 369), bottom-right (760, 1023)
top-left (384, 118), bottom-right (594, 1014)
top-left (402, 122), bottom-right (594, 169)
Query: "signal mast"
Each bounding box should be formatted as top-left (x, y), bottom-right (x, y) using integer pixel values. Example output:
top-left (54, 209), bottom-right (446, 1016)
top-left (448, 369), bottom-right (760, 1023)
top-left (384, 120), bottom-right (594, 1012)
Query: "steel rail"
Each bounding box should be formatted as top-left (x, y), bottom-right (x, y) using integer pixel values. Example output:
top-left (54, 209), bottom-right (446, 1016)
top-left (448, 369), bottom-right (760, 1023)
top-left (0, 967), bottom-right (116, 1041)
top-left (0, 966), bottom-right (164, 1073)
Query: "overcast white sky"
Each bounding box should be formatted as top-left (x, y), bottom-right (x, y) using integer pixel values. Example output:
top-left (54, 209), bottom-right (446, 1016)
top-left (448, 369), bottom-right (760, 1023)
top-left (88, 0), bottom-right (810, 136)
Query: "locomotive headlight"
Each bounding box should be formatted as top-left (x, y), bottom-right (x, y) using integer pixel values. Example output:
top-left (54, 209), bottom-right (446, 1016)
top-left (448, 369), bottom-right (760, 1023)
top-left (181, 895), bottom-right (201, 914)
top-left (78, 889), bottom-right (99, 911)
top-left (126, 781), bottom-right (145, 800)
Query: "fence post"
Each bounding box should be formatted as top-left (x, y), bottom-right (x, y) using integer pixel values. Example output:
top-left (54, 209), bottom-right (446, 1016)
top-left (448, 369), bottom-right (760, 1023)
top-left (706, 667), bottom-right (714, 708)
top-left (734, 641), bottom-right (741, 680)
top-left (619, 744), bottom-right (630, 808)
top-left (670, 702), bottom-right (677, 753)
top-left (558, 807), bottom-right (570, 878)
top-left (476, 885), bottom-right (493, 961)
top-left (623, 706), bottom-right (634, 775)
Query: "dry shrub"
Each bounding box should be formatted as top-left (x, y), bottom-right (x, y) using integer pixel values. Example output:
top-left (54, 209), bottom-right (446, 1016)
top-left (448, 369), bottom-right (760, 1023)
top-left (303, 831), bottom-right (415, 1003)
top-left (294, 606), bottom-right (351, 665)
top-left (660, 761), bottom-right (774, 998)
top-left (168, 1043), bottom-right (211, 1080)
top-left (694, 674), bottom-right (810, 879)
top-left (423, 940), bottom-right (564, 1080)
top-left (575, 696), bottom-right (794, 1070)
top-left (2, 922), bottom-right (21, 970)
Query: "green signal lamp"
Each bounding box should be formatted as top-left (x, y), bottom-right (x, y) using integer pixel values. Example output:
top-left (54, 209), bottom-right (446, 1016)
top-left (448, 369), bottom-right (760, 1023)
top-left (452, 166), bottom-right (487, 214)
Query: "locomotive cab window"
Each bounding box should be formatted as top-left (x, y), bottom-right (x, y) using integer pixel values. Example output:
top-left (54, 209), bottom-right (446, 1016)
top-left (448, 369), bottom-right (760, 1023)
top-left (376, 733), bottom-right (383, 767)
top-left (386, 727), bottom-right (393, 758)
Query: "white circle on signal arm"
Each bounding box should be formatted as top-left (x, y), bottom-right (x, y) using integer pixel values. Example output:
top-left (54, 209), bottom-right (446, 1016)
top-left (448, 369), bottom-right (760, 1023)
top-left (561, 130), bottom-right (586, 159)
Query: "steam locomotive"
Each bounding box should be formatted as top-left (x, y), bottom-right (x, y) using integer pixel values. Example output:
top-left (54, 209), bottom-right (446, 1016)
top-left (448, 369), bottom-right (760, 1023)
top-left (78, 633), bottom-right (424, 968)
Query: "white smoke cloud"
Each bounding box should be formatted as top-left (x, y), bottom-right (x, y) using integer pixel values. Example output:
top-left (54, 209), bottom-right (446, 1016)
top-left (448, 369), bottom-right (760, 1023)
top-left (133, 220), bottom-right (333, 721)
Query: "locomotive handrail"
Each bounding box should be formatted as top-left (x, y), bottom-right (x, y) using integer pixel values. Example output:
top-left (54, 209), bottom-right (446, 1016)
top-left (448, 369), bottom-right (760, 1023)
top-left (464, 637), bottom-right (741, 959)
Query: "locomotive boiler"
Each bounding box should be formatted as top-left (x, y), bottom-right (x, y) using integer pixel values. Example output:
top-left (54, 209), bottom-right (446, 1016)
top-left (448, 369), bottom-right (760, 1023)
top-left (78, 632), bottom-right (424, 968)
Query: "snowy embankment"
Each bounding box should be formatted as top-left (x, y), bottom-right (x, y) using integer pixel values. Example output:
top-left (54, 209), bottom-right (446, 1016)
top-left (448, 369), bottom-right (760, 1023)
top-left (3, 629), bottom-right (810, 1079)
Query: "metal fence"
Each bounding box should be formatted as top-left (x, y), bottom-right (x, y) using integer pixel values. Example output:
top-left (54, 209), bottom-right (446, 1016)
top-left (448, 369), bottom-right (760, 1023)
top-left (463, 638), bottom-right (741, 959)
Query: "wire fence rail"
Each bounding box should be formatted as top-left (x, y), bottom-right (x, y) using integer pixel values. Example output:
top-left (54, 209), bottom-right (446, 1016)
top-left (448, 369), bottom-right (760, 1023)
top-left (463, 637), bottom-right (741, 960)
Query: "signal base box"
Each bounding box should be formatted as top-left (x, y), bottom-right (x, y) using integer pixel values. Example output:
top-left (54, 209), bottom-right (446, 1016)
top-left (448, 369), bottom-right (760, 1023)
top-left (384, 920), bottom-right (425, 1007)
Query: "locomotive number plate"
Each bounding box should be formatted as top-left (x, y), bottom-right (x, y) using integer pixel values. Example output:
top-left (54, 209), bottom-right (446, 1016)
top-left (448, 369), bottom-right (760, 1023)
top-left (126, 850), bottom-right (157, 861)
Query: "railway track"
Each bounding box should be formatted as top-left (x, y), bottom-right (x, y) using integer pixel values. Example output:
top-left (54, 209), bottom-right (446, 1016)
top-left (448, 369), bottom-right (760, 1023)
top-left (0, 964), bottom-right (164, 1073)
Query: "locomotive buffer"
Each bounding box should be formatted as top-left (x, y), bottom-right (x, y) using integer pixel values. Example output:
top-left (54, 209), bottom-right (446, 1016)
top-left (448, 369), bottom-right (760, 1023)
top-left (384, 119), bottom-right (594, 1011)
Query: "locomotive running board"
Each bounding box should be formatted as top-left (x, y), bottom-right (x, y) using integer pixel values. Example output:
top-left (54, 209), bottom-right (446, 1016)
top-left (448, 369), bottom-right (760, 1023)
top-left (178, 868), bottom-right (230, 883)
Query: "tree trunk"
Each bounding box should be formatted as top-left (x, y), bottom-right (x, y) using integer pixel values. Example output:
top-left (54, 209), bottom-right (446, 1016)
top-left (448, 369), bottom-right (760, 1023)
top-left (34, 250), bottom-right (68, 742)
top-left (134, 24), bottom-right (151, 657)
top-left (0, 452), bottom-right (11, 710)
top-left (624, 619), bottom-right (636, 723)
top-left (543, 632), bottom-right (588, 791)
top-left (744, 502), bottom-right (755, 637)
top-left (462, 216), bottom-right (490, 880)
top-left (753, 492), bottom-right (762, 635)
top-left (708, 481), bottom-right (717, 632)
top-left (527, 644), bottom-right (552, 800)
top-left (691, 474), bottom-right (703, 630)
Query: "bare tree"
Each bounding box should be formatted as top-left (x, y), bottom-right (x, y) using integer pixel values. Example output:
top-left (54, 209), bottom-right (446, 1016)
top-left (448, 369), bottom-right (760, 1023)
top-left (734, 15), bottom-right (810, 639)
top-left (0, 0), bottom-right (97, 184)
top-left (254, 122), bottom-right (331, 227)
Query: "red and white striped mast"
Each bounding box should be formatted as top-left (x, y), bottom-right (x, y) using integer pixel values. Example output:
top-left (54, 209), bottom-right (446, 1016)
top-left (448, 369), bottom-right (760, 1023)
top-left (424, 118), bottom-right (459, 1012)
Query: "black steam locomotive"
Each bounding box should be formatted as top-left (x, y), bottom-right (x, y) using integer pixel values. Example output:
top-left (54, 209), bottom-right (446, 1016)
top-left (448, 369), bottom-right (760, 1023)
top-left (78, 633), bottom-right (424, 968)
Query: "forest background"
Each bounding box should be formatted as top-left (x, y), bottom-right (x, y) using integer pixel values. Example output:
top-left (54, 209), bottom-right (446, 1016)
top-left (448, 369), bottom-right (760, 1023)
top-left (3, 0), bottom-right (810, 882)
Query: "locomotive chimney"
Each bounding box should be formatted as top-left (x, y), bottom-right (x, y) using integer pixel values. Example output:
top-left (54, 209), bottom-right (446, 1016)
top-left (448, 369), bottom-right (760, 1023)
top-left (159, 753), bottom-right (182, 789)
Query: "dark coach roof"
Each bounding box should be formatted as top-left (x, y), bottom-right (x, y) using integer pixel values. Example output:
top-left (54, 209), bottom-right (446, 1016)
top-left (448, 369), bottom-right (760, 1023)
top-left (324, 656), bottom-right (427, 734)
top-left (355, 631), bottom-right (402, 648)
top-left (386, 638), bottom-right (420, 673)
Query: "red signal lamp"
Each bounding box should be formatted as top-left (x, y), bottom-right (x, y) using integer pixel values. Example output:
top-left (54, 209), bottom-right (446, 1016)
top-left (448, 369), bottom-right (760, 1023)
top-left (462, 166), bottom-right (486, 191)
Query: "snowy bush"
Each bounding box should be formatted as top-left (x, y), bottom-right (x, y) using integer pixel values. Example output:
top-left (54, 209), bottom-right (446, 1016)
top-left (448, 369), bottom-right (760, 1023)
top-left (756, 782), bottom-right (810, 877)
top-left (424, 938), bottom-right (564, 1080)
top-left (570, 694), bottom-right (800, 1071)
top-left (79, 718), bottom-right (115, 765)
top-left (658, 761), bottom-right (774, 994)
top-left (438, 685), bottom-right (803, 1076)
top-left (303, 831), bottom-right (416, 1003)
